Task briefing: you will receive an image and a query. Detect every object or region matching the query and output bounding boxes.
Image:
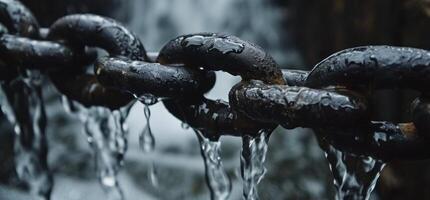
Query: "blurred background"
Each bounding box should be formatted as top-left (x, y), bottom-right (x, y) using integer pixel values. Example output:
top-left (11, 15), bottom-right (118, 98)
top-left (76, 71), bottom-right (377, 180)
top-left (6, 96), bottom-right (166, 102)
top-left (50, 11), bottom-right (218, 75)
top-left (1, 0), bottom-right (430, 199)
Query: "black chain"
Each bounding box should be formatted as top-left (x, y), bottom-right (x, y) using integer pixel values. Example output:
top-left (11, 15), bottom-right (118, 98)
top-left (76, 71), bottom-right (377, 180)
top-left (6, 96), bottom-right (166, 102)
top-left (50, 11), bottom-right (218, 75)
top-left (1, 0), bottom-right (429, 162)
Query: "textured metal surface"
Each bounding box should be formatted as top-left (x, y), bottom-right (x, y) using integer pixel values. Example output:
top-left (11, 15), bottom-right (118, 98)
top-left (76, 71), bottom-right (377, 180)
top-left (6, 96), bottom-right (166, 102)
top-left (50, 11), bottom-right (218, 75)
top-left (229, 80), bottom-right (368, 129)
top-left (95, 56), bottom-right (215, 98)
top-left (47, 14), bottom-right (148, 109)
top-left (0, 0), bottom-right (430, 161)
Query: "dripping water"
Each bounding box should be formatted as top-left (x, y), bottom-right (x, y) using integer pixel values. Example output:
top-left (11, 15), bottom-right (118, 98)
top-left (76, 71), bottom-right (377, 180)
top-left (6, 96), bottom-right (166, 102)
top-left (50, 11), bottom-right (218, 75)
top-left (320, 139), bottom-right (385, 200)
top-left (194, 129), bottom-right (232, 200)
top-left (75, 104), bottom-right (131, 200)
top-left (0, 71), bottom-right (53, 199)
top-left (240, 129), bottom-right (270, 200)
top-left (136, 93), bottom-right (159, 187)
top-left (139, 104), bottom-right (155, 153)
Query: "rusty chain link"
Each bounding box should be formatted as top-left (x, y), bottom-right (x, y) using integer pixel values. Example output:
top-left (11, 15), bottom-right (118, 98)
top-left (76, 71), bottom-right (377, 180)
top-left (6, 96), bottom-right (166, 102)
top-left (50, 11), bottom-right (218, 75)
top-left (0, 0), bottom-right (430, 163)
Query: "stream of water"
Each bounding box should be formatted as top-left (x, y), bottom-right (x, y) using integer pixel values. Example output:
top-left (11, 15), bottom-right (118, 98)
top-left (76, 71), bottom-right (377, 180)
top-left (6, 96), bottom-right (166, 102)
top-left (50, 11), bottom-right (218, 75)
top-left (240, 130), bottom-right (270, 200)
top-left (0, 71), bottom-right (52, 200)
top-left (320, 138), bottom-right (385, 200)
top-left (62, 98), bottom-right (132, 200)
top-left (195, 129), bottom-right (232, 200)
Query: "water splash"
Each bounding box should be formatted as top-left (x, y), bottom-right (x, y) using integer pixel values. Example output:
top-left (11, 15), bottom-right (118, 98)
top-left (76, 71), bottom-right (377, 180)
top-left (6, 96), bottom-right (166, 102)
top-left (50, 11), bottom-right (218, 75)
top-left (0, 71), bottom-right (53, 199)
top-left (79, 105), bottom-right (131, 200)
top-left (194, 129), bottom-right (231, 200)
top-left (240, 129), bottom-right (270, 200)
top-left (321, 140), bottom-right (385, 200)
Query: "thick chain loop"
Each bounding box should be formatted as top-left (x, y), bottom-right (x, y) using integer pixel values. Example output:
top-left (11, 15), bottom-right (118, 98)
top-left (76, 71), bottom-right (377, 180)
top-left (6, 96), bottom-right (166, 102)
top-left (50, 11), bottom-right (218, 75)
top-left (47, 14), bottom-right (147, 109)
top-left (158, 33), bottom-right (284, 139)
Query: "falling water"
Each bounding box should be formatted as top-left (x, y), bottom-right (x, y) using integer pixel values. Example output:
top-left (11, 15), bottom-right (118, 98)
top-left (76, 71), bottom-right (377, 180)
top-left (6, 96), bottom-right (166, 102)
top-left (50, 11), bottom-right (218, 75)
top-left (82, 107), bottom-right (130, 200)
top-left (135, 94), bottom-right (158, 153)
top-left (321, 141), bottom-right (385, 200)
top-left (136, 93), bottom-right (159, 187)
top-left (194, 129), bottom-right (232, 200)
top-left (139, 105), bottom-right (155, 153)
top-left (0, 71), bottom-right (52, 200)
top-left (240, 130), bottom-right (270, 200)
top-left (62, 100), bottom-right (132, 200)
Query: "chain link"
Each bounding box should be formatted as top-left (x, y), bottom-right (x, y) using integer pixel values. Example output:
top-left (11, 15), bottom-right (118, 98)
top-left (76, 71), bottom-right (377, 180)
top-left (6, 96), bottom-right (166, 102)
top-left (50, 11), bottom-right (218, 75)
top-left (0, 0), bottom-right (429, 161)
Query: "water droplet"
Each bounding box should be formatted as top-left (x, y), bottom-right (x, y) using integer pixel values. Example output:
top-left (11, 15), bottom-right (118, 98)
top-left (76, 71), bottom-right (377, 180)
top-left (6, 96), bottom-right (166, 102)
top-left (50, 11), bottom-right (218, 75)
top-left (181, 122), bottom-right (190, 130)
top-left (135, 93), bottom-right (158, 106)
top-left (148, 163), bottom-right (159, 188)
top-left (240, 129), bottom-right (270, 200)
top-left (195, 129), bottom-right (232, 200)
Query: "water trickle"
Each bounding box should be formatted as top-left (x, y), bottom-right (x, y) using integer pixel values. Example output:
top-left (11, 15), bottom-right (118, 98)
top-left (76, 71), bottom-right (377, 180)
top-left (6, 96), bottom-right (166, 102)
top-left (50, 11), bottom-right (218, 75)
top-left (80, 105), bottom-right (131, 200)
top-left (60, 95), bottom-right (79, 114)
top-left (139, 104), bottom-right (155, 153)
top-left (136, 96), bottom-right (160, 188)
top-left (322, 141), bottom-right (385, 200)
top-left (181, 35), bottom-right (245, 54)
top-left (194, 129), bottom-right (231, 200)
top-left (240, 129), bottom-right (270, 200)
top-left (0, 71), bottom-right (53, 200)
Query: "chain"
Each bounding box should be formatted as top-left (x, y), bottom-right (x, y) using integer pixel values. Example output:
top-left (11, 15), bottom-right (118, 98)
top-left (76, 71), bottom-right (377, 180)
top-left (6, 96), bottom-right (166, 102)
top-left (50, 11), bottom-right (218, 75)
top-left (1, 0), bottom-right (429, 163)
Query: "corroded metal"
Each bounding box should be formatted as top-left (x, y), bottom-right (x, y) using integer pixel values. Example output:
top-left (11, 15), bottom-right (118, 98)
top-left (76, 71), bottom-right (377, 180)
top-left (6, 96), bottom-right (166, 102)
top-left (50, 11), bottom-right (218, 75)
top-left (95, 56), bottom-right (215, 98)
top-left (0, 0), bottom-right (39, 37)
top-left (317, 122), bottom-right (430, 161)
top-left (282, 69), bottom-right (308, 86)
top-left (411, 96), bottom-right (430, 139)
top-left (158, 32), bottom-right (285, 85)
top-left (158, 33), bottom-right (284, 136)
top-left (229, 80), bottom-right (368, 129)
top-left (306, 46), bottom-right (430, 90)
top-left (0, 0), bottom-right (40, 81)
top-left (304, 45), bottom-right (430, 160)
top-left (163, 97), bottom-right (271, 140)
top-left (0, 34), bottom-right (76, 68)
top-left (47, 14), bottom-right (147, 109)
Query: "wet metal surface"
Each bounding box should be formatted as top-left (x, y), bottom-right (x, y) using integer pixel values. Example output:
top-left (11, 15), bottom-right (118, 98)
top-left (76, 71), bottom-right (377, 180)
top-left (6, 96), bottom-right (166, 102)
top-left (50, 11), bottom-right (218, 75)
top-left (95, 56), bottom-right (215, 98)
top-left (158, 32), bottom-right (285, 85)
top-left (230, 80), bottom-right (368, 129)
top-left (47, 14), bottom-right (147, 109)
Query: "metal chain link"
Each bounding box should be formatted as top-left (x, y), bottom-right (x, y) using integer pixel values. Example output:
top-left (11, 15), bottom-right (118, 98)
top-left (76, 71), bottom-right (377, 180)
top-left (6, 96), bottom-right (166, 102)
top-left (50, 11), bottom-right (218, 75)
top-left (0, 0), bottom-right (429, 162)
